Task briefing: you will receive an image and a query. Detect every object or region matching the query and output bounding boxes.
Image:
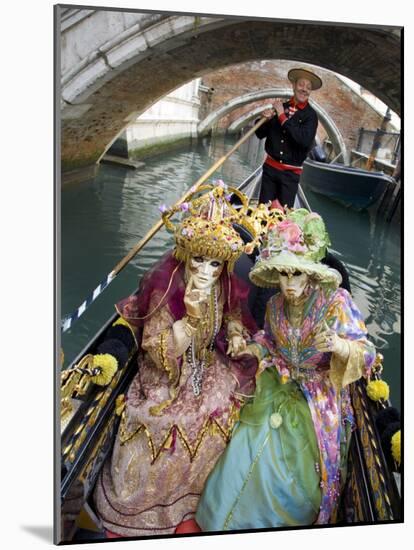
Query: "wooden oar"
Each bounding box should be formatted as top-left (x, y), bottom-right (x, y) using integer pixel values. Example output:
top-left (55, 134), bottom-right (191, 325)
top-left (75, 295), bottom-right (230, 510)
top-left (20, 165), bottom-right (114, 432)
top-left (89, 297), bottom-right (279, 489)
top-left (62, 116), bottom-right (268, 332)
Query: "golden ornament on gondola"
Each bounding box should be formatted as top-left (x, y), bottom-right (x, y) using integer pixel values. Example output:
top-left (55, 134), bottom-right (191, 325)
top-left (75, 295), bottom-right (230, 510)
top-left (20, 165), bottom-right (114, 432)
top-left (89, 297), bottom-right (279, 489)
top-left (91, 354), bottom-right (118, 386)
top-left (391, 430), bottom-right (401, 466)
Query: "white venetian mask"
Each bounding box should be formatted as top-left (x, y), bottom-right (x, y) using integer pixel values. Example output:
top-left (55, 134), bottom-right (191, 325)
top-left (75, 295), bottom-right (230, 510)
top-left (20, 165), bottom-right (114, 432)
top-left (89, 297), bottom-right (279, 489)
top-left (279, 270), bottom-right (309, 302)
top-left (186, 256), bottom-right (224, 291)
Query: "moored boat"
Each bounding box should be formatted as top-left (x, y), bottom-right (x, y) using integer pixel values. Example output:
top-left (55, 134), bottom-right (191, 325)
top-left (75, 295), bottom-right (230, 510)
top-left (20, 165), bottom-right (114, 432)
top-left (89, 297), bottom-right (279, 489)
top-left (301, 159), bottom-right (395, 211)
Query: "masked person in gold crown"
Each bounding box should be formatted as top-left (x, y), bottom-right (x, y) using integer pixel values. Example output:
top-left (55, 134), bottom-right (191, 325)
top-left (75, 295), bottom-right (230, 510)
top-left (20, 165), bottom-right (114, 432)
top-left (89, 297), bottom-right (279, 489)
top-left (196, 208), bottom-right (377, 530)
top-left (93, 183), bottom-right (258, 537)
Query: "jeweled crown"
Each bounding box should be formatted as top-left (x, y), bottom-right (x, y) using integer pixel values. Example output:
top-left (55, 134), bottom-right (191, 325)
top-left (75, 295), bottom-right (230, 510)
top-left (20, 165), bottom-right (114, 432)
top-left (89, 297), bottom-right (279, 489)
top-left (161, 181), bottom-right (266, 272)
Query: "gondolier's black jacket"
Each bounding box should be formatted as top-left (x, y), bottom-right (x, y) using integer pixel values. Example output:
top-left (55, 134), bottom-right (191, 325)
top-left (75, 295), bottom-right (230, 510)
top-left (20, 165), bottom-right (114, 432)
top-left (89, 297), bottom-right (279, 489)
top-left (255, 100), bottom-right (318, 167)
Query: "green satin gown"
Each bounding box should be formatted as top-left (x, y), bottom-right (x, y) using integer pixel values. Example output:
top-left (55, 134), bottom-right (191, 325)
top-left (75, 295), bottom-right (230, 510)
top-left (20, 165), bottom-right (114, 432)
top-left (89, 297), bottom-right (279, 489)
top-left (196, 367), bottom-right (322, 530)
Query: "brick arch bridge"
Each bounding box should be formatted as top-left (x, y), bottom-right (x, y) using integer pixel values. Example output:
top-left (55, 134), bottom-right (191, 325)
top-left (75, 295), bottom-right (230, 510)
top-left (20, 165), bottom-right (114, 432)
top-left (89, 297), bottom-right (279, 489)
top-left (59, 8), bottom-right (401, 173)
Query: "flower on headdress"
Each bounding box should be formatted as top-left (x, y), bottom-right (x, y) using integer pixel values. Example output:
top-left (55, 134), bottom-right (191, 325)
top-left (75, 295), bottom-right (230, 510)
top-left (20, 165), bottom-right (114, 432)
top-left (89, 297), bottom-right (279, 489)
top-left (159, 204), bottom-right (168, 213)
top-left (287, 208), bottom-right (309, 228)
top-left (180, 202), bottom-right (190, 211)
top-left (231, 242), bottom-right (239, 251)
top-left (277, 220), bottom-right (306, 252)
top-left (216, 179), bottom-right (226, 188)
top-left (278, 219), bottom-right (301, 242)
top-left (303, 213), bottom-right (330, 261)
top-left (289, 242), bottom-right (307, 253)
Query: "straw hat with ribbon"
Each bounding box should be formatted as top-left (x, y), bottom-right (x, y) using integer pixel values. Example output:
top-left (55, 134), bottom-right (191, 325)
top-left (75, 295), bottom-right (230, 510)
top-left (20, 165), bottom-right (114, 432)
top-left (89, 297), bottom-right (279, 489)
top-left (249, 208), bottom-right (341, 288)
top-left (288, 68), bottom-right (322, 91)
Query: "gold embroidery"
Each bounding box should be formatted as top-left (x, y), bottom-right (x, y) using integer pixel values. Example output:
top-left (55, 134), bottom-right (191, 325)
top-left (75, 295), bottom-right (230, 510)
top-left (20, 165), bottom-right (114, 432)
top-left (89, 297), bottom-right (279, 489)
top-left (144, 289), bottom-right (226, 419)
top-left (148, 391), bottom-right (177, 416)
top-left (158, 329), bottom-right (174, 381)
top-left (148, 329), bottom-right (180, 416)
top-left (119, 402), bottom-right (241, 462)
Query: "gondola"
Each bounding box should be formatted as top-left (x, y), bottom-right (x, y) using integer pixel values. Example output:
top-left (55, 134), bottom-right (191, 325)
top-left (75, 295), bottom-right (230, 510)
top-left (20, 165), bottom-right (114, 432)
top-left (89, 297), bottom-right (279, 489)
top-left (59, 167), bottom-right (401, 543)
top-left (301, 158), bottom-right (395, 211)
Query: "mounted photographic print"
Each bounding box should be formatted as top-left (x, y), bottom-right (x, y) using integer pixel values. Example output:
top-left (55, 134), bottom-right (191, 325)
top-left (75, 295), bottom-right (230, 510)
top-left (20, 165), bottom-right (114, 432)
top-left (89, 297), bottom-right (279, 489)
top-left (55, 2), bottom-right (402, 544)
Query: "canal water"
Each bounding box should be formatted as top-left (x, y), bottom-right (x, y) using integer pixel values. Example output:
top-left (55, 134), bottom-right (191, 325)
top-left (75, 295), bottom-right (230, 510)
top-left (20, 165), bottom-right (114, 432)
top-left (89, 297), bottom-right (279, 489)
top-left (61, 135), bottom-right (401, 409)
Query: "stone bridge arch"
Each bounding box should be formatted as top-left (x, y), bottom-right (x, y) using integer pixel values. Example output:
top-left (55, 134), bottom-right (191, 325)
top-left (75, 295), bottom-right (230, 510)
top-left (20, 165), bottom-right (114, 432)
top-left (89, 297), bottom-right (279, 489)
top-left (59, 7), bottom-right (400, 173)
top-left (198, 88), bottom-right (349, 163)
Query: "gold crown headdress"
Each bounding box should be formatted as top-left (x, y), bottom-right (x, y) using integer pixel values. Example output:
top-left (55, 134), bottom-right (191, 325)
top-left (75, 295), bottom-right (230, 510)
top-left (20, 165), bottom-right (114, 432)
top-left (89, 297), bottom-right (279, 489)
top-left (161, 182), bottom-right (264, 272)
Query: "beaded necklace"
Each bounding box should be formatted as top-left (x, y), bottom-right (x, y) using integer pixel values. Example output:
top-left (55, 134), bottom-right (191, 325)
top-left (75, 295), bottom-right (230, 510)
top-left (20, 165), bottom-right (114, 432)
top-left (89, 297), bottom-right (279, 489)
top-left (188, 285), bottom-right (219, 396)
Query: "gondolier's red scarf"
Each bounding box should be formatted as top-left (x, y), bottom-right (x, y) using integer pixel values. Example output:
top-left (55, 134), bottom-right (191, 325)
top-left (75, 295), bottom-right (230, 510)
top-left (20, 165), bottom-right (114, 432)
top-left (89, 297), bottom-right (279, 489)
top-left (278, 96), bottom-right (308, 125)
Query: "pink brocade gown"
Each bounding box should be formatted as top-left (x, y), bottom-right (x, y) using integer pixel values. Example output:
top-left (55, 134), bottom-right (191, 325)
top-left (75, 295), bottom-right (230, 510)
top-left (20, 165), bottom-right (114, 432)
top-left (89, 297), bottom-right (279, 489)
top-left (93, 288), bottom-right (254, 537)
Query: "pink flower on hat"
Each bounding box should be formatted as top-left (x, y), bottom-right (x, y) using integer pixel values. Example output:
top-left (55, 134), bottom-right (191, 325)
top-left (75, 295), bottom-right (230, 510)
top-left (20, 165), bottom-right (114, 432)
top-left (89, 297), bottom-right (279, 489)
top-left (277, 220), bottom-right (303, 245)
top-left (288, 242), bottom-right (306, 252)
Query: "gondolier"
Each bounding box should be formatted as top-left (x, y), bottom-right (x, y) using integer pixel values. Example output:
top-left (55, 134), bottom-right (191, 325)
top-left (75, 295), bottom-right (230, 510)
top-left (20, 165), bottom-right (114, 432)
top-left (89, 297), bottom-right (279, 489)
top-left (256, 67), bottom-right (322, 207)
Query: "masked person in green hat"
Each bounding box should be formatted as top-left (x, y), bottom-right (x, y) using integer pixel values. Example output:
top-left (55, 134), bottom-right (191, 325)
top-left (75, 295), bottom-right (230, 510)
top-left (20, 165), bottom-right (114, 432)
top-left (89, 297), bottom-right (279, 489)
top-left (256, 68), bottom-right (321, 208)
top-left (196, 208), bottom-right (376, 529)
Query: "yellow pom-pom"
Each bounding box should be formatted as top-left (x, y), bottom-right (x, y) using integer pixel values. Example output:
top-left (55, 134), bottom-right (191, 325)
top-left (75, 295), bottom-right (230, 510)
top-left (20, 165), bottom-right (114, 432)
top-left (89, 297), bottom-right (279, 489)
top-left (391, 430), bottom-right (401, 466)
top-left (366, 379), bottom-right (390, 402)
top-left (91, 354), bottom-right (118, 386)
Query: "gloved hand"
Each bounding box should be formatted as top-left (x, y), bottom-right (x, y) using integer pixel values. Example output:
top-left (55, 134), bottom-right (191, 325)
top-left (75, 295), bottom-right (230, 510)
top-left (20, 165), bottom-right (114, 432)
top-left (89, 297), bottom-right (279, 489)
top-left (313, 321), bottom-right (350, 361)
